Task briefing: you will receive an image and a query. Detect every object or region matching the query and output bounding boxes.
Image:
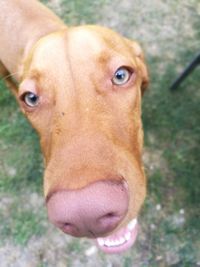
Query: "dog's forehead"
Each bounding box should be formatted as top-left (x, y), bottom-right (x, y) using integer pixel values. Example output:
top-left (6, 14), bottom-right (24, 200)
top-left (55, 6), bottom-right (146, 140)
top-left (69, 27), bottom-right (104, 52)
top-left (29, 26), bottom-right (137, 84)
top-left (69, 26), bottom-right (111, 53)
top-left (35, 26), bottom-right (126, 57)
top-left (31, 26), bottom-right (128, 67)
top-left (68, 25), bottom-right (130, 58)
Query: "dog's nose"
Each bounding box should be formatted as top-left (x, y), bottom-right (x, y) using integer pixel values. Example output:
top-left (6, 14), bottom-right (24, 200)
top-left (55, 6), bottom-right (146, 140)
top-left (46, 180), bottom-right (129, 237)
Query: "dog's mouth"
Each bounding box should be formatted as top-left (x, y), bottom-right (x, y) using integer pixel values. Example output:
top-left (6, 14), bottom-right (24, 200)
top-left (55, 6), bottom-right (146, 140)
top-left (96, 218), bottom-right (138, 254)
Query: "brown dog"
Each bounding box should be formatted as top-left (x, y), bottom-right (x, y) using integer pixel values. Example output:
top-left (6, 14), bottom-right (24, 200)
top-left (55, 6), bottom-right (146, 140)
top-left (0, 0), bottom-right (148, 253)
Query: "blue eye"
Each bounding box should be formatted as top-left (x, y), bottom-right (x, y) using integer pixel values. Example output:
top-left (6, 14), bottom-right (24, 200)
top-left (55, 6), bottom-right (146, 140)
top-left (112, 67), bottom-right (132, 85)
top-left (21, 92), bottom-right (39, 107)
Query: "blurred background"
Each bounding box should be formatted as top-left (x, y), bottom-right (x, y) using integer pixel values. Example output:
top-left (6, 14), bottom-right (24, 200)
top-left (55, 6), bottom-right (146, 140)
top-left (0, 0), bottom-right (199, 266)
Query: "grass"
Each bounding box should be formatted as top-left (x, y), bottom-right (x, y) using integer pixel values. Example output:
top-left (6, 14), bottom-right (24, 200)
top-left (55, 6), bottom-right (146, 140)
top-left (1, 208), bottom-right (45, 246)
top-left (0, 80), bottom-right (43, 193)
top-left (0, 0), bottom-right (200, 266)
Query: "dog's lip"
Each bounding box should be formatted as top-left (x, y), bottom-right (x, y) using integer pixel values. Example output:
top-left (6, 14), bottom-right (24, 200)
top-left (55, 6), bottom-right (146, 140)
top-left (96, 218), bottom-right (138, 254)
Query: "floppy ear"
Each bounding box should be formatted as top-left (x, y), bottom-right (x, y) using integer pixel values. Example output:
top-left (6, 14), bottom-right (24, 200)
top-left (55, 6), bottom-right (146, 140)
top-left (125, 39), bottom-right (149, 95)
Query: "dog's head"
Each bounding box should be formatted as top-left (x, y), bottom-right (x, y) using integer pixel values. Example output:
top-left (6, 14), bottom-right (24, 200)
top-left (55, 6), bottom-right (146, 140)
top-left (18, 25), bottom-right (149, 253)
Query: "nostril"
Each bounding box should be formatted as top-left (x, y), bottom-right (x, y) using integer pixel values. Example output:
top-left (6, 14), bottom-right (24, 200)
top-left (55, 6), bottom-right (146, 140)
top-left (59, 222), bottom-right (78, 235)
top-left (98, 212), bottom-right (121, 229)
top-left (63, 222), bottom-right (72, 228)
top-left (102, 212), bottom-right (117, 220)
top-left (106, 212), bottom-right (115, 217)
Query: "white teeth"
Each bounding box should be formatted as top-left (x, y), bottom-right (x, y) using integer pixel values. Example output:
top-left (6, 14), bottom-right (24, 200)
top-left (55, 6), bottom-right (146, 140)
top-left (97, 218), bottom-right (138, 248)
top-left (104, 237), bottom-right (126, 247)
top-left (125, 232), bottom-right (131, 241)
top-left (97, 238), bottom-right (105, 247)
top-left (98, 232), bottom-right (132, 248)
top-left (118, 237), bottom-right (126, 244)
top-left (107, 240), bottom-right (113, 247)
top-left (127, 218), bottom-right (137, 231)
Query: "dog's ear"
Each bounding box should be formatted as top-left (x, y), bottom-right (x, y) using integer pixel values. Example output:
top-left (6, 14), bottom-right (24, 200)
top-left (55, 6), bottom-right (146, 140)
top-left (125, 39), bottom-right (149, 95)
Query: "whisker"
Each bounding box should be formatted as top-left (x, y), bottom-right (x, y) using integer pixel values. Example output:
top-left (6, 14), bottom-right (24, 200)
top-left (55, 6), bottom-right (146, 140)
top-left (1, 71), bottom-right (20, 82)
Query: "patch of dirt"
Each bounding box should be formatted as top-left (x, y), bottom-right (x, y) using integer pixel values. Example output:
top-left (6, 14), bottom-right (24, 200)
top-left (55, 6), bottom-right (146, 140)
top-left (143, 147), bottom-right (169, 175)
top-left (99, 0), bottom-right (199, 60)
top-left (0, 195), bottom-right (14, 214)
top-left (0, 230), bottom-right (69, 267)
top-left (47, 0), bottom-right (62, 16)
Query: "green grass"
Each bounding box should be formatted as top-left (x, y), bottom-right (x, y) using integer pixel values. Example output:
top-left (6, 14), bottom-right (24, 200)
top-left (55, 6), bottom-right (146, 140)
top-left (43, 0), bottom-right (109, 25)
top-left (1, 208), bottom-right (45, 245)
top-left (0, 0), bottom-right (200, 266)
top-left (0, 81), bottom-right (43, 193)
top-left (140, 45), bottom-right (200, 265)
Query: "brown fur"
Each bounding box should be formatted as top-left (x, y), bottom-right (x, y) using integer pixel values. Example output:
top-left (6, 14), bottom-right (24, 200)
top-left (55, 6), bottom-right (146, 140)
top-left (0, 0), bottom-right (149, 234)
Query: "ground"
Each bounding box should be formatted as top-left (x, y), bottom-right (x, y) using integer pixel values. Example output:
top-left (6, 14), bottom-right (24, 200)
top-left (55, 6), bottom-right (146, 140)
top-left (0, 0), bottom-right (200, 266)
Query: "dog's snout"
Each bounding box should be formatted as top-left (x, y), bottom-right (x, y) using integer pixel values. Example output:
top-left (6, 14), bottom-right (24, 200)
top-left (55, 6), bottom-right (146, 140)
top-left (46, 180), bottom-right (129, 237)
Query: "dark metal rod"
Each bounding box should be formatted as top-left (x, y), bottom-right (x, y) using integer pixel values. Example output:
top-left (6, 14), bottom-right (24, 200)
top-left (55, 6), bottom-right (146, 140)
top-left (170, 53), bottom-right (200, 90)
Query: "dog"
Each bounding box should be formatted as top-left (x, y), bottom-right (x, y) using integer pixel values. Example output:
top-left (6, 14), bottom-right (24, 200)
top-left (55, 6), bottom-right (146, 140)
top-left (0, 0), bottom-right (149, 253)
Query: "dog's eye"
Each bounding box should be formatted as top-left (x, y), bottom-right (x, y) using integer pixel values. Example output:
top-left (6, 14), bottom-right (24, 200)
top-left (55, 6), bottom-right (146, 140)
top-left (112, 67), bottom-right (132, 86)
top-left (21, 92), bottom-right (39, 107)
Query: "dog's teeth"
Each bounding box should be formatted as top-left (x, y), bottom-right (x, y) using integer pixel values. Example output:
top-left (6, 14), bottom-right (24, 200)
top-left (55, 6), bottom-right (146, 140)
top-left (103, 237), bottom-right (126, 247)
top-left (104, 239), bottom-right (112, 247)
top-left (98, 227), bottom-right (135, 248)
top-left (97, 238), bottom-right (105, 246)
top-left (125, 232), bottom-right (131, 241)
top-left (119, 237), bottom-right (125, 244)
top-left (111, 240), bottom-right (116, 246)
top-left (128, 218), bottom-right (137, 231)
